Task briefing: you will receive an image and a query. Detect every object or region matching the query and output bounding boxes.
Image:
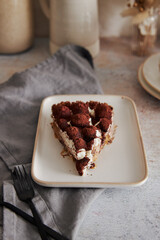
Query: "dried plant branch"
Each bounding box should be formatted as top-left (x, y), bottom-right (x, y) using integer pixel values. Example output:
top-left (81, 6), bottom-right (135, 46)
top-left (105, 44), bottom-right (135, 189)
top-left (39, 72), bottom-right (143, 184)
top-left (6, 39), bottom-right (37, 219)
top-left (122, 0), bottom-right (159, 56)
top-left (145, 0), bottom-right (156, 8)
top-left (121, 8), bottom-right (139, 17)
top-left (132, 10), bottom-right (149, 24)
top-left (121, 0), bottom-right (160, 20)
top-left (151, 0), bottom-right (160, 8)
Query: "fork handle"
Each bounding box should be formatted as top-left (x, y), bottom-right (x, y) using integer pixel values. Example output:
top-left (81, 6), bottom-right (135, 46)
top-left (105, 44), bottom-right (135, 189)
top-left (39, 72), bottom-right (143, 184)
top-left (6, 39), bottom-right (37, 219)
top-left (27, 199), bottom-right (49, 240)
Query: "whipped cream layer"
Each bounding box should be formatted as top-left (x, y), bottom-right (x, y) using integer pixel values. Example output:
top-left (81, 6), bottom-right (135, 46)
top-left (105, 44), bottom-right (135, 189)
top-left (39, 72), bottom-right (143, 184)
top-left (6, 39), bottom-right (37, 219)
top-left (54, 120), bottom-right (102, 162)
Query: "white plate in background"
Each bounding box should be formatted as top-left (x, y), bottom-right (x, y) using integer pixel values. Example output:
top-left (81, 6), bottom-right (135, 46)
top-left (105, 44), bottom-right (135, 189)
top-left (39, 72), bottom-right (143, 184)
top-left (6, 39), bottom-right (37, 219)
top-left (31, 95), bottom-right (148, 188)
top-left (142, 53), bottom-right (160, 93)
top-left (138, 64), bottom-right (160, 100)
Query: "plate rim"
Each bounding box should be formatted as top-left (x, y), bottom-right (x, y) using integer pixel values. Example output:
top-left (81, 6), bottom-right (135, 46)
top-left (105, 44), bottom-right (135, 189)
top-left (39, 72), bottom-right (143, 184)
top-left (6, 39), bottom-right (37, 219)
top-left (142, 52), bottom-right (160, 93)
top-left (138, 64), bottom-right (160, 100)
top-left (31, 94), bottom-right (148, 188)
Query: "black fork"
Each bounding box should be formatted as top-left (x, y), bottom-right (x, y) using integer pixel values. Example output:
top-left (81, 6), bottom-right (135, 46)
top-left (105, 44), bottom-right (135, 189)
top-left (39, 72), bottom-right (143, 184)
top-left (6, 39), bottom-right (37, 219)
top-left (12, 165), bottom-right (49, 240)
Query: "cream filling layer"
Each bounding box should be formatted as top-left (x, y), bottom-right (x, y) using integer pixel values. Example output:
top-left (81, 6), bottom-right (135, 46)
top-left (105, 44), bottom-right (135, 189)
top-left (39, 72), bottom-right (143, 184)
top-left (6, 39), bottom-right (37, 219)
top-left (54, 120), bottom-right (102, 161)
top-left (53, 115), bottom-right (114, 175)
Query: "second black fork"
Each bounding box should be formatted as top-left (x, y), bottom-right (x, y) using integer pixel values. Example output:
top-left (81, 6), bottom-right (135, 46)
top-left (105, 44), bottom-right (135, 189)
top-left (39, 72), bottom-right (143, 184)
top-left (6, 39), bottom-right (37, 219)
top-left (12, 165), bottom-right (49, 240)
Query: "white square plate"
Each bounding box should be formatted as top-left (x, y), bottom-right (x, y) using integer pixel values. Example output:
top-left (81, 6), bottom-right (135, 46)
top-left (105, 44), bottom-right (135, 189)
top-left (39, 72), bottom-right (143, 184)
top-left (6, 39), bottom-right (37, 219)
top-left (31, 95), bottom-right (148, 188)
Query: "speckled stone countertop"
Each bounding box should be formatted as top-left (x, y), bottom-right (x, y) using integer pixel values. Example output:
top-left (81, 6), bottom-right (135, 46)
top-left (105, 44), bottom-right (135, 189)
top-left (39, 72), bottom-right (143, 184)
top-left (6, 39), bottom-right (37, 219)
top-left (0, 38), bottom-right (160, 240)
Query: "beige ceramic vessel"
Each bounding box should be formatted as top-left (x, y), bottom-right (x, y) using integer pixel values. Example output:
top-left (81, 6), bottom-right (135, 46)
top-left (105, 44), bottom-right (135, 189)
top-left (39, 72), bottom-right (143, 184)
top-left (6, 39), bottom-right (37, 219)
top-left (39, 0), bottom-right (99, 57)
top-left (0, 0), bottom-right (34, 54)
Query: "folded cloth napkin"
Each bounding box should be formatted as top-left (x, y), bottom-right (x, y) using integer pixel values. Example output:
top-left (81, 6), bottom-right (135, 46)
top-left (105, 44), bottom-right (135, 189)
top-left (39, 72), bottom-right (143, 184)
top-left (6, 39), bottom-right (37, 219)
top-left (0, 44), bottom-right (103, 240)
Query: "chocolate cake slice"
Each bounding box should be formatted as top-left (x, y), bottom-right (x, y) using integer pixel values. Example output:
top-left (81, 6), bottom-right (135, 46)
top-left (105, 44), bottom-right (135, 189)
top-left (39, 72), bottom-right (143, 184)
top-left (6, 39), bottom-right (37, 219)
top-left (51, 101), bottom-right (115, 176)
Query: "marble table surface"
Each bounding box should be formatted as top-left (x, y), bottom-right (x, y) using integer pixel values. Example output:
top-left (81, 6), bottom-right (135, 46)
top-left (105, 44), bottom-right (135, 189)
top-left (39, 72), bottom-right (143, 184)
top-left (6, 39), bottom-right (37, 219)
top-left (0, 38), bottom-right (160, 240)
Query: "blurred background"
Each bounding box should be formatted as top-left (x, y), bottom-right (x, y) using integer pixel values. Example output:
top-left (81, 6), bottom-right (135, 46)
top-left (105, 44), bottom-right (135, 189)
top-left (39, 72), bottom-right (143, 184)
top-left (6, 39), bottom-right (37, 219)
top-left (34, 0), bottom-right (160, 38)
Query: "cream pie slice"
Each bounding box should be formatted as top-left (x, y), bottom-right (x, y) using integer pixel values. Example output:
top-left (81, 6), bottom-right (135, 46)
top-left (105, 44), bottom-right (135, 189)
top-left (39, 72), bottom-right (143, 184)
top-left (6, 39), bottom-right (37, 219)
top-left (51, 101), bottom-right (115, 176)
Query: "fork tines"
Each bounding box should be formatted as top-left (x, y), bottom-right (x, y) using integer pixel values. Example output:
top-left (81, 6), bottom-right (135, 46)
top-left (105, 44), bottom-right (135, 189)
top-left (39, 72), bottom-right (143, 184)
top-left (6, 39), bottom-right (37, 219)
top-left (12, 165), bottom-right (34, 199)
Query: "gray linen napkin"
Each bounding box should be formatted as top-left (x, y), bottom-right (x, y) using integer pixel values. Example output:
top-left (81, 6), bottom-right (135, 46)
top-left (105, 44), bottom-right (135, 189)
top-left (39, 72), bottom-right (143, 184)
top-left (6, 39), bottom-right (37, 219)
top-left (0, 44), bottom-right (103, 240)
